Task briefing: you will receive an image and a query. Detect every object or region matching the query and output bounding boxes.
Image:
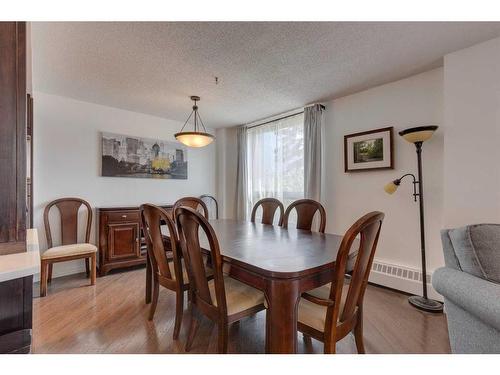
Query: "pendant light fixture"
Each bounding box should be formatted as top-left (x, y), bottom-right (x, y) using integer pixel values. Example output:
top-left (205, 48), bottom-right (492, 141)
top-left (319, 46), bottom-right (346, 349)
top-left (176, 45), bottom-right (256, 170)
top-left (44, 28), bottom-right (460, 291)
top-left (175, 96), bottom-right (215, 147)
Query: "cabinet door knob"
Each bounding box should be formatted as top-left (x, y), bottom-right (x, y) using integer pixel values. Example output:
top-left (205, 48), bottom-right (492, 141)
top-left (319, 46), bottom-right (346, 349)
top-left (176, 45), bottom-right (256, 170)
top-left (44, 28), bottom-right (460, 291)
top-left (121, 215), bottom-right (127, 218)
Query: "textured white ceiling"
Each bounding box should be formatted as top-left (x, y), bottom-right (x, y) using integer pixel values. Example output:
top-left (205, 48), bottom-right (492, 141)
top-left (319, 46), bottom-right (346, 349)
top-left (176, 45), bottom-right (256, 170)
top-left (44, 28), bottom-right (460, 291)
top-left (32, 22), bottom-right (500, 128)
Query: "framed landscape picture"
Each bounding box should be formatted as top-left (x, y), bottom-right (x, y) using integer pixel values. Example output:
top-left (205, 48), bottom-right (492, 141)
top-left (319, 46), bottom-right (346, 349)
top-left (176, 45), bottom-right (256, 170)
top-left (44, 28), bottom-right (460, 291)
top-left (344, 127), bottom-right (393, 172)
top-left (101, 132), bottom-right (188, 179)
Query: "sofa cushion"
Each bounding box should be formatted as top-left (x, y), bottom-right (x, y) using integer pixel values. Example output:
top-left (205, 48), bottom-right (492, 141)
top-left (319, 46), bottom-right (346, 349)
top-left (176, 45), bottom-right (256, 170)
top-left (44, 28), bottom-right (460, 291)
top-left (448, 224), bottom-right (500, 284)
top-left (440, 229), bottom-right (461, 270)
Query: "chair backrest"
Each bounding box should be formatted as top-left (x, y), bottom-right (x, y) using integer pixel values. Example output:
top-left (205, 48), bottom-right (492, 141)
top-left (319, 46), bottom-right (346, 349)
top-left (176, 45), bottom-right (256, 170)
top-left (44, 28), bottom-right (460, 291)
top-left (173, 197), bottom-right (209, 219)
top-left (327, 211), bottom-right (384, 329)
top-left (282, 199), bottom-right (326, 233)
top-left (250, 198), bottom-right (284, 225)
top-left (199, 194), bottom-right (219, 220)
top-left (140, 203), bottom-right (182, 283)
top-left (175, 206), bottom-right (227, 318)
top-left (43, 197), bottom-right (92, 248)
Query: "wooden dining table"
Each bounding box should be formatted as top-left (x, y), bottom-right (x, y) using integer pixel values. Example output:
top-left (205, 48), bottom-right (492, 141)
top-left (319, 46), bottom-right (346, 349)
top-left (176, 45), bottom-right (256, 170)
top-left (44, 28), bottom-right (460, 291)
top-left (145, 218), bottom-right (357, 354)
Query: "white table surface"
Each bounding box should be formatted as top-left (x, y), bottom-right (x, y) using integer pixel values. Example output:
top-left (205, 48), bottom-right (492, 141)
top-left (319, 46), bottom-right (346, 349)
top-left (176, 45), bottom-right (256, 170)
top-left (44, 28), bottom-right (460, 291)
top-left (0, 251), bottom-right (40, 283)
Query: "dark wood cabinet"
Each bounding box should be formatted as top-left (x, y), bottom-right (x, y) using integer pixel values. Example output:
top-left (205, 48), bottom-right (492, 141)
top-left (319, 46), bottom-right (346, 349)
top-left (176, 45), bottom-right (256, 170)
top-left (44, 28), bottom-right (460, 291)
top-left (0, 22), bottom-right (27, 256)
top-left (0, 21), bottom-right (33, 354)
top-left (97, 205), bottom-right (171, 276)
top-left (108, 222), bottom-right (140, 260)
top-left (0, 276), bottom-right (33, 354)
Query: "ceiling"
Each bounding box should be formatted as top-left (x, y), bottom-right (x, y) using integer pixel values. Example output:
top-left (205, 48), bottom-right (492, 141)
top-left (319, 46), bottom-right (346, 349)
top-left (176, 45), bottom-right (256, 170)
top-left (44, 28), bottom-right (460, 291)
top-left (32, 22), bottom-right (500, 128)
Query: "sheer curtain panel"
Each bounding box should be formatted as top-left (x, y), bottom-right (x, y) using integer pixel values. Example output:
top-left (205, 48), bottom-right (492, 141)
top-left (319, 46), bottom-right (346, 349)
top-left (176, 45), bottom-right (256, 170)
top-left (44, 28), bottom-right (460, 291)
top-left (246, 113), bottom-right (305, 219)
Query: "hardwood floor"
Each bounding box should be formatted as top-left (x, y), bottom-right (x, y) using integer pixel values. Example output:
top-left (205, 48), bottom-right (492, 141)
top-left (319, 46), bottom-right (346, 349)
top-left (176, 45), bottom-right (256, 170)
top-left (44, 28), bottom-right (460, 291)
top-left (32, 267), bottom-right (451, 354)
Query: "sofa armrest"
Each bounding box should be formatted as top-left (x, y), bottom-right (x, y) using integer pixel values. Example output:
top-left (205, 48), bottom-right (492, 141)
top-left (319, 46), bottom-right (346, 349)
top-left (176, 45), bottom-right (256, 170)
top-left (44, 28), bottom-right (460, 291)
top-left (432, 267), bottom-right (500, 330)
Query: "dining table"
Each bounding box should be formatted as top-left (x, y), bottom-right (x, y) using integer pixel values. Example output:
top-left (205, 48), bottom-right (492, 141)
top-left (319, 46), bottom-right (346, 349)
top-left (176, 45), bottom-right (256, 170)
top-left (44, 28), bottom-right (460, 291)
top-left (145, 218), bottom-right (357, 354)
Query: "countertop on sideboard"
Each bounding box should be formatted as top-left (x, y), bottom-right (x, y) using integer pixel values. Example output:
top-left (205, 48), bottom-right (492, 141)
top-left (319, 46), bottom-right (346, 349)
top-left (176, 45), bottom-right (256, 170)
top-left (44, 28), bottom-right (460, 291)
top-left (0, 251), bottom-right (40, 283)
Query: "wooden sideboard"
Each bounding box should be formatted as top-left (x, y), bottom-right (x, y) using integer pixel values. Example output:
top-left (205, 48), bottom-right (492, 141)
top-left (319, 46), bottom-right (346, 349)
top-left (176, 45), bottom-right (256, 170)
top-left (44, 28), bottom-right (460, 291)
top-left (97, 205), bottom-right (172, 276)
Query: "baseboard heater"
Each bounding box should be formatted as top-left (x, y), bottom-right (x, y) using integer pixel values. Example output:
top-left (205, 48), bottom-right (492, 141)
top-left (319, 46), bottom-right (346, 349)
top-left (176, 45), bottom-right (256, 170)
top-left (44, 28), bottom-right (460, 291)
top-left (369, 259), bottom-right (442, 301)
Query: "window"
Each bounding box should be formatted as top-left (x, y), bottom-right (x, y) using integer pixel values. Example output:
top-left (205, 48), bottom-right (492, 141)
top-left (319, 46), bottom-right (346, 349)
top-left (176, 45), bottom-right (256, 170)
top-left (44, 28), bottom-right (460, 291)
top-left (246, 112), bottom-right (304, 220)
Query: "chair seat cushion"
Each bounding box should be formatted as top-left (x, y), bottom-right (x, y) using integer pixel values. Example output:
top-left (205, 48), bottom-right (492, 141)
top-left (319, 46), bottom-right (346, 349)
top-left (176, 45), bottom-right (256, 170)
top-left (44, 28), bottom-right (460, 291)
top-left (166, 260), bottom-right (214, 282)
top-left (298, 283), bottom-right (349, 332)
top-left (42, 243), bottom-right (97, 260)
top-left (209, 276), bottom-right (266, 316)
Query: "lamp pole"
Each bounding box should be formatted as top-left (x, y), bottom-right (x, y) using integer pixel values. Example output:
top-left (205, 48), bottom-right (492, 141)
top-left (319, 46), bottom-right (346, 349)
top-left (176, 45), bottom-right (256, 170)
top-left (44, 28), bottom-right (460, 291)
top-left (407, 141), bottom-right (443, 312)
top-left (415, 141), bottom-right (428, 300)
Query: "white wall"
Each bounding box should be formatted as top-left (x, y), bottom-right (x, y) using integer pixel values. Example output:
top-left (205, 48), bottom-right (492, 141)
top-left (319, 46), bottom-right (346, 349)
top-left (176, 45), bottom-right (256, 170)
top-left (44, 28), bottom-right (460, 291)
top-left (34, 92), bottom-right (216, 277)
top-left (323, 68), bottom-right (444, 273)
top-left (443, 37), bottom-right (500, 227)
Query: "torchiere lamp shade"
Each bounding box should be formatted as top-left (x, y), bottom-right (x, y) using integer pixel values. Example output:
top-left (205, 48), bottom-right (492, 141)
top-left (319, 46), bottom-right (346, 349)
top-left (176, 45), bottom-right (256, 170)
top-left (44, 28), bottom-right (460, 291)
top-left (399, 125), bottom-right (438, 143)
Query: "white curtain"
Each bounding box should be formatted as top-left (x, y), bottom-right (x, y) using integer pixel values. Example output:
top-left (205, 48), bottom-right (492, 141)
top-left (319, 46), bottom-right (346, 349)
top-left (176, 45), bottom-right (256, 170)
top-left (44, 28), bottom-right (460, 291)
top-left (235, 125), bottom-right (248, 220)
top-left (246, 113), bottom-right (305, 219)
top-left (304, 104), bottom-right (323, 201)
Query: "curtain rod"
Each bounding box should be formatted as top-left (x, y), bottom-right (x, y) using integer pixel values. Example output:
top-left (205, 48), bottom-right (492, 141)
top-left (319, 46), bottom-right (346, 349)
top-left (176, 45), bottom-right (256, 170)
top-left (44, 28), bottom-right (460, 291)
top-left (246, 104), bottom-right (326, 130)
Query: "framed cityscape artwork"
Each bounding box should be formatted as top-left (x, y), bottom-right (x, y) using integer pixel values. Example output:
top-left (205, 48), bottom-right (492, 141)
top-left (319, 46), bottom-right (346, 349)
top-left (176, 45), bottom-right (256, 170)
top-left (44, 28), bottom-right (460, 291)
top-left (101, 132), bottom-right (188, 179)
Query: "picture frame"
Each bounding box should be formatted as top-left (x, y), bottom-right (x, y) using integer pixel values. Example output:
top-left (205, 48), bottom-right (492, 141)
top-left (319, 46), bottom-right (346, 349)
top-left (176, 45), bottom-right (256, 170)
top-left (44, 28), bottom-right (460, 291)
top-left (101, 132), bottom-right (188, 179)
top-left (344, 126), bottom-right (394, 172)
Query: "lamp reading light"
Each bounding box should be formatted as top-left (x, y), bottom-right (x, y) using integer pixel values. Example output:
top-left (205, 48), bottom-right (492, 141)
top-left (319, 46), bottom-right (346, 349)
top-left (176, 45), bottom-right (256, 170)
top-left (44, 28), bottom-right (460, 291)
top-left (383, 179), bottom-right (400, 194)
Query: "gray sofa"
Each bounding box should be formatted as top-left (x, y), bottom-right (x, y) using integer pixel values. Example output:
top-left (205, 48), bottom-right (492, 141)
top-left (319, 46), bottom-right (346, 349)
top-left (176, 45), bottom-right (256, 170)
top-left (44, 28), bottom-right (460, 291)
top-left (432, 224), bottom-right (500, 353)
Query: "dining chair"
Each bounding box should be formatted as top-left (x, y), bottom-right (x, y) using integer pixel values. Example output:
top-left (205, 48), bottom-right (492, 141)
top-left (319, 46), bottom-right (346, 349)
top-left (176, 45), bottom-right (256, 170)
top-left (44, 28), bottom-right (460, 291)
top-left (199, 194), bottom-right (219, 219)
top-left (40, 197), bottom-right (97, 297)
top-left (173, 197), bottom-right (209, 219)
top-left (175, 206), bottom-right (267, 353)
top-left (297, 211), bottom-right (385, 354)
top-left (282, 199), bottom-right (326, 233)
top-left (250, 198), bottom-right (284, 225)
top-left (141, 204), bottom-right (191, 338)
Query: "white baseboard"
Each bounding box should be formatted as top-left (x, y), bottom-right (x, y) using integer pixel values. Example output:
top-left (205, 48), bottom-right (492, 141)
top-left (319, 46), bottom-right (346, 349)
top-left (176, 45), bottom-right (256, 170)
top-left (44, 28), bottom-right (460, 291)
top-left (369, 258), bottom-right (443, 302)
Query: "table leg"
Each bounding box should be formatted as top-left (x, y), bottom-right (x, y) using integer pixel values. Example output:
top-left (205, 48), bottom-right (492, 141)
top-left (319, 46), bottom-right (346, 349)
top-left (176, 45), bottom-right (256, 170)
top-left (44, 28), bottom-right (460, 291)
top-left (145, 251), bottom-right (152, 304)
top-left (265, 279), bottom-right (301, 354)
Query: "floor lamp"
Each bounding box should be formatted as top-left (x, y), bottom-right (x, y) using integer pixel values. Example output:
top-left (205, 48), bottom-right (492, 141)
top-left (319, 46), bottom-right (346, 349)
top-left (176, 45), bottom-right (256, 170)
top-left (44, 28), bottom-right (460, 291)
top-left (384, 126), bottom-right (443, 313)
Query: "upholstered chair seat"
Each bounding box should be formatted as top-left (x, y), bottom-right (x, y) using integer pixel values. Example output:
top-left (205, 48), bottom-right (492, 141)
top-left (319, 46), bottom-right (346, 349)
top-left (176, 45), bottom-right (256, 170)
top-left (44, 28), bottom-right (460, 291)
top-left (166, 260), bottom-right (214, 283)
top-left (208, 276), bottom-right (266, 316)
top-left (298, 284), bottom-right (348, 332)
top-left (42, 243), bottom-right (97, 260)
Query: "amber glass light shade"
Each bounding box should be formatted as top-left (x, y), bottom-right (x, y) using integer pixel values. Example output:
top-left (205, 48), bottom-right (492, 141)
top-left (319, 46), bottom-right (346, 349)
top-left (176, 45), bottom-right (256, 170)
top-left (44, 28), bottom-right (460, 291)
top-left (399, 126), bottom-right (438, 143)
top-left (384, 181), bottom-right (399, 194)
top-left (175, 132), bottom-right (214, 147)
